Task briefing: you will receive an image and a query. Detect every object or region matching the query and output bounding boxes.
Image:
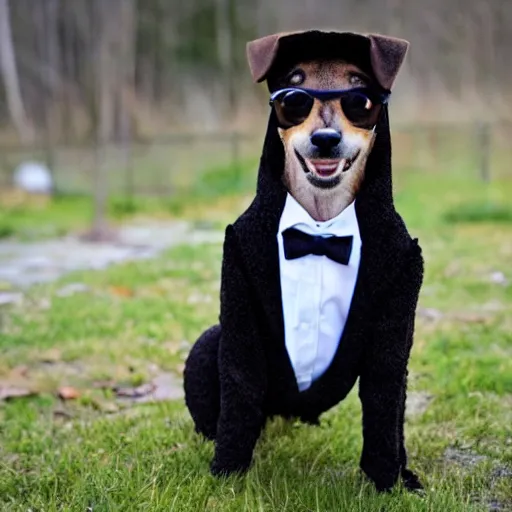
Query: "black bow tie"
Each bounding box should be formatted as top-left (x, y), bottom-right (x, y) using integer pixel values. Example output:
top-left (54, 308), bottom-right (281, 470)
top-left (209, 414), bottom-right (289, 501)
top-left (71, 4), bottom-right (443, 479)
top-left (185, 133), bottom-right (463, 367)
top-left (282, 227), bottom-right (353, 265)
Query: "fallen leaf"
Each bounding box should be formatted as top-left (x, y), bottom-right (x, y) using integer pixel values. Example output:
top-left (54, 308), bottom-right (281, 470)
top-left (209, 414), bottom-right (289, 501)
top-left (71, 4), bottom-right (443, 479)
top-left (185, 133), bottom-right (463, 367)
top-left (109, 286), bottom-right (134, 298)
top-left (58, 386), bottom-right (80, 400)
top-left (0, 385), bottom-right (35, 401)
top-left (115, 373), bottom-right (183, 403)
top-left (115, 382), bottom-right (155, 399)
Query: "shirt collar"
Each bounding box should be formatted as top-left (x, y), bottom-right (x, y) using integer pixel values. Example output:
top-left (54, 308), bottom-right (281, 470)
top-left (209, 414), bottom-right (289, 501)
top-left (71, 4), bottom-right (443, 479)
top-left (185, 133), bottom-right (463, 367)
top-left (279, 193), bottom-right (358, 236)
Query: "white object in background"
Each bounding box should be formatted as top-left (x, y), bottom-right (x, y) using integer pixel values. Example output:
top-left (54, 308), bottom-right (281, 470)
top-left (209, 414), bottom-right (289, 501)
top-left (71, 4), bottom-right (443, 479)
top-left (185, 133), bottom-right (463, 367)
top-left (13, 161), bottom-right (53, 194)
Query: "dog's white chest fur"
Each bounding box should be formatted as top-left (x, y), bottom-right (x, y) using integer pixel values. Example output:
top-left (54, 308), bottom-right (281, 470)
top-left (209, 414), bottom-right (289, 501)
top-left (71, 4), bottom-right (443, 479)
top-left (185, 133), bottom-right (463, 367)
top-left (277, 193), bottom-right (362, 391)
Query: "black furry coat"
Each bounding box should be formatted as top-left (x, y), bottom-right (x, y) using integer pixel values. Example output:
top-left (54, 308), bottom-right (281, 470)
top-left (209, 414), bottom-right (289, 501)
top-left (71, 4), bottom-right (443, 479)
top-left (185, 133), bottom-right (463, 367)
top-left (184, 108), bottom-right (423, 492)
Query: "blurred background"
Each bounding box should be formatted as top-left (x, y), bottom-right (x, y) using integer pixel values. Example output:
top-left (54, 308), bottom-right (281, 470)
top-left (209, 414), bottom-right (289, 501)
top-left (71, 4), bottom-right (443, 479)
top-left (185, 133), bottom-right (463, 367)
top-left (0, 0), bottom-right (511, 241)
top-left (0, 2), bottom-right (511, 508)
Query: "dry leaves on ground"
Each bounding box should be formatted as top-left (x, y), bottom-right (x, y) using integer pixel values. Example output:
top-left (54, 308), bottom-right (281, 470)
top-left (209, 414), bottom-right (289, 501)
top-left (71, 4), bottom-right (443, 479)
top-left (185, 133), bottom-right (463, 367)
top-left (58, 386), bottom-right (81, 400)
top-left (0, 384), bottom-right (35, 401)
top-left (109, 286), bottom-right (134, 298)
top-left (115, 373), bottom-right (183, 403)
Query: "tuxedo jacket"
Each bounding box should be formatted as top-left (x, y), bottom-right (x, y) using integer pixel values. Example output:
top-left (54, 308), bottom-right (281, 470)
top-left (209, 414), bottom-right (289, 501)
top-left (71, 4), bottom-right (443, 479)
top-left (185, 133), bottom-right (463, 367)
top-left (211, 109), bottom-right (424, 490)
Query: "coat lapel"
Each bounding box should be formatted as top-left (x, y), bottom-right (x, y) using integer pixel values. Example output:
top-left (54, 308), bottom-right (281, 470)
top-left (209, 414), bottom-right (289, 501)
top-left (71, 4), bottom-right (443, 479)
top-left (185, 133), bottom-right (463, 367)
top-left (233, 190), bottom-right (300, 397)
top-left (355, 193), bottom-right (414, 297)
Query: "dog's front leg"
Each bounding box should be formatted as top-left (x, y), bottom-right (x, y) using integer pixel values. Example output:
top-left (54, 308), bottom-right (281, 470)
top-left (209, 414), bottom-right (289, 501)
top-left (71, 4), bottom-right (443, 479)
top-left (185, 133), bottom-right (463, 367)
top-left (211, 327), bottom-right (267, 476)
top-left (210, 226), bottom-right (267, 476)
top-left (211, 369), bottom-right (266, 476)
top-left (358, 361), bottom-right (406, 492)
top-left (359, 364), bottom-right (423, 492)
top-left (358, 239), bottom-right (423, 492)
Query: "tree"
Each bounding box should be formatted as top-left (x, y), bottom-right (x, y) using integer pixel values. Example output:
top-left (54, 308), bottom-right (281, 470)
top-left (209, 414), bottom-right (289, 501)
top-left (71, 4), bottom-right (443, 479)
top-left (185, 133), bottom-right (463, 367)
top-left (0, 0), bottom-right (34, 143)
top-left (85, 0), bottom-right (137, 241)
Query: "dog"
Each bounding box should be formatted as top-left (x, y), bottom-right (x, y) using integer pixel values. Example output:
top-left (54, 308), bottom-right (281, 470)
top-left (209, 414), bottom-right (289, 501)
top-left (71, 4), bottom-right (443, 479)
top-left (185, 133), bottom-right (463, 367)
top-left (274, 59), bottom-right (380, 221)
top-left (184, 30), bottom-right (424, 493)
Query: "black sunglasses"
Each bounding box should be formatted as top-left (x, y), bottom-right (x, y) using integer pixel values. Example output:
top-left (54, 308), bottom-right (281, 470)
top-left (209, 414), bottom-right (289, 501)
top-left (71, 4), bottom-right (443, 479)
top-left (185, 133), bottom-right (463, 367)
top-left (269, 87), bottom-right (390, 129)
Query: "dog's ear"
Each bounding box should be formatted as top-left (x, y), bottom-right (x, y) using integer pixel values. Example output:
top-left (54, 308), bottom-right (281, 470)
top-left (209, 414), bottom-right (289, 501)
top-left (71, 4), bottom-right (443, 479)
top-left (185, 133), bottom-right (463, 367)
top-left (368, 34), bottom-right (409, 91)
top-left (246, 33), bottom-right (282, 83)
top-left (247, 31), bottom-right (410, 89)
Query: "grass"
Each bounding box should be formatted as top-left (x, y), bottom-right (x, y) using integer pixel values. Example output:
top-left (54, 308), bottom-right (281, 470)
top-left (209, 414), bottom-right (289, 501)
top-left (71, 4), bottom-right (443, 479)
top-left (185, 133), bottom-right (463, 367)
top-left (0, 158), bottom-right (258, 240)
top-left (0, 170), bottom-right (511, 510)
top-left (0, 194), bottom-right (92, 240)
top-left (443, 202), bottom-right (512, 224)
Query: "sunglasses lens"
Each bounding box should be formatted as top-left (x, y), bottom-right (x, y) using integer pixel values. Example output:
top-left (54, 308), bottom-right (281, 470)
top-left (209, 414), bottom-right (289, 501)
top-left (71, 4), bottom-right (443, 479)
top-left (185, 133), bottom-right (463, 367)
top-left (274, 90), bottom-right (314, 128)
top-left (341, 92), bottom-right (381, 128)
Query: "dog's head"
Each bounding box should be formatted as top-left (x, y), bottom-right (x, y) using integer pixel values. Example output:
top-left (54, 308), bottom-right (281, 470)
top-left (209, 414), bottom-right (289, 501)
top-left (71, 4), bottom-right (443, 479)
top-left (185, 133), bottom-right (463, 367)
top-left (269, 60), bottom-right (385, 194)
top-left (247, 31), bottom-right (408, 219)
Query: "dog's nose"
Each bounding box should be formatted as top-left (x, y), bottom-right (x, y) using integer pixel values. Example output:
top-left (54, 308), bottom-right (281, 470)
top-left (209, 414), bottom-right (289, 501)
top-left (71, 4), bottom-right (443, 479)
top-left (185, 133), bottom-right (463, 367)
top-left (310, 128), bottom-right (342, 151)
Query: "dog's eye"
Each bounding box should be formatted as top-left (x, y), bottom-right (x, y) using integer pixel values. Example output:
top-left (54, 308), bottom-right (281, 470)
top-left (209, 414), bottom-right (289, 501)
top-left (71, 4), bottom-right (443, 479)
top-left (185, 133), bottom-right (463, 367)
top-left (288, 70), bottom-right (305, 86)
top-left (364, 98), bottom-right (373, 110)
top-left (349, 75), bottom-right (366, 87)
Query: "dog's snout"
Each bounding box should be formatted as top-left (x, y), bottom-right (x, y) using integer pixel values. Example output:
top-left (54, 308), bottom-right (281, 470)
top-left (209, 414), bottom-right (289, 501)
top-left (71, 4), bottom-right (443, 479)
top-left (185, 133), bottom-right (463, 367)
top-left (310, 128), bottom-right (342, 151)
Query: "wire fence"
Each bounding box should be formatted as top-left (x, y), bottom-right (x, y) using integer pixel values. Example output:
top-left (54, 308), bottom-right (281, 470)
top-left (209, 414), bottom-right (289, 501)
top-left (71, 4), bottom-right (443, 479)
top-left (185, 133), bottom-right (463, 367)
top-left (0, 121), bottom-right (510, 202)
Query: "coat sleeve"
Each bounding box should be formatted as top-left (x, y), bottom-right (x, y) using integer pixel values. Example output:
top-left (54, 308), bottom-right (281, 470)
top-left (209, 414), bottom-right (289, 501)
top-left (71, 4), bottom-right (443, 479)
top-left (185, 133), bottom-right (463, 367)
top-left (358, 239), bottom-right (423, 492)
top-left (211, 225), bottom-right (267, 476)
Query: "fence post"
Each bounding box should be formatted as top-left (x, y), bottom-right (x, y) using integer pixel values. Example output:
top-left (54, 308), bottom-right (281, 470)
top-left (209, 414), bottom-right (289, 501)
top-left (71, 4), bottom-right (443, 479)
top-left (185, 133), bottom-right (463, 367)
top-left (477, 121), bottom-right (492, 183)
top-left (44, 141), bottom-right (56, 194)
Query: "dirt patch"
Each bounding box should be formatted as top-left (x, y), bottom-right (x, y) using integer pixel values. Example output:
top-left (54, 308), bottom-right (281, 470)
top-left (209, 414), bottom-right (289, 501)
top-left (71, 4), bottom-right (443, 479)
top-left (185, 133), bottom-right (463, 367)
top-left (417, 307), bottom-right (495, 325)
top-left (444, 447), bottom-right (488, 467)
top-left (406, 391), bottom-right (433, 419)
top-left (444, 447), bottom-right (512, 511)
top-left (0, 221), bottom-right (223, 289)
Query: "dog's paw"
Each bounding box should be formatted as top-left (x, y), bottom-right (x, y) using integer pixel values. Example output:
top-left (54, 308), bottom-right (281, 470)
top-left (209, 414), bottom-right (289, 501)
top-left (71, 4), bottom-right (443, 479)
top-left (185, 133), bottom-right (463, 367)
top-left (299, 414), bottom-right (322, 426)
top-left (401, 468), bottom-right (424, 493)
top-left (195, 425), bottom-right (216, 441)
top-left (210, 458), bottom-right (250, 478)
top-left (359, 466), bottom-right (398, 493)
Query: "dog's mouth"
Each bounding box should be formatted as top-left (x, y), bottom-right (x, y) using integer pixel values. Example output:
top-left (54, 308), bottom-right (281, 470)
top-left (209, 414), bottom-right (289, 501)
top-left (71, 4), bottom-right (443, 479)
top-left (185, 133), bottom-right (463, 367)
top-left (295, 149), bottom-right (360, 179)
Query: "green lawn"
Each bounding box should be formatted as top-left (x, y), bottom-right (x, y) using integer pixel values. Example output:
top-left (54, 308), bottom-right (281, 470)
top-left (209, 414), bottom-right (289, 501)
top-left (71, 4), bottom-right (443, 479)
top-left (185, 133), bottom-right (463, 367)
top-left (0, 171), bottom-right (511, 511)
top-left (0, 158), bottom-right (258, 240)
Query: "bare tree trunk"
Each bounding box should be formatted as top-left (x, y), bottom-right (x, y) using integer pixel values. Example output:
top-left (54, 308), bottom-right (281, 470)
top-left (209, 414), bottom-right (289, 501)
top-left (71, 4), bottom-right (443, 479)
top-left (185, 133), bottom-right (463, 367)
top-left (45, 0), bottom-right (61, 135)
top-left (216, 0), bottom-right (232, 120)
top-left (119, 0), bottom-right (136, 202)
top-left (61, 0), bottom-right (75, 142)
top-left (0, 0), bottom-right (34, 143)
top-left (90, 1), bottom-right (115, 240)
top-left (216, 0), bottom-right (231, 71)
top-left (86, 0), bottom-right (136, 241)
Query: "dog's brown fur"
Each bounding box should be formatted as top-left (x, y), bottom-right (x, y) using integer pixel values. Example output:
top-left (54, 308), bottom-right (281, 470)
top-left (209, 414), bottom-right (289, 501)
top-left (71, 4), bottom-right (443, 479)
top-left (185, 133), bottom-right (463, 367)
top-left (278, 60), bottom-right (378, 221)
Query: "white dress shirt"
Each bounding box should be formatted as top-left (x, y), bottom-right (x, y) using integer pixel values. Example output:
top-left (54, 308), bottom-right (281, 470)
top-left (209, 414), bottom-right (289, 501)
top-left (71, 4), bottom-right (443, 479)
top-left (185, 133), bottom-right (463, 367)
top-left (277, 193), bottom-right (362, 391)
